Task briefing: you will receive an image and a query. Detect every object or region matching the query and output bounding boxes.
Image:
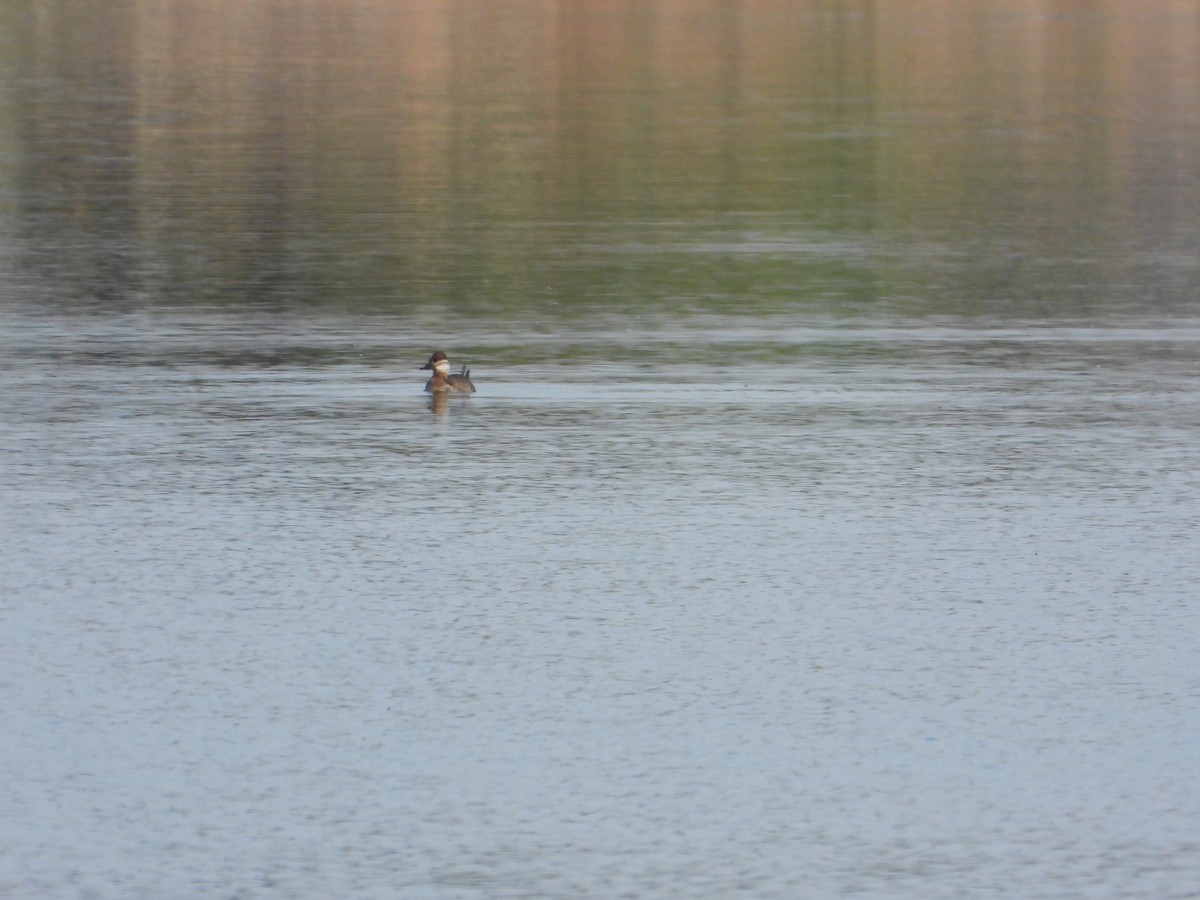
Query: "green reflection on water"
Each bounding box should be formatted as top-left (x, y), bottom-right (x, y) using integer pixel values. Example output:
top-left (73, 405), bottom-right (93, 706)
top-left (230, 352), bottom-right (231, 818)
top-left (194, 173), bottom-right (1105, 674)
top-left (1, 0), bottom-right (1197, 319)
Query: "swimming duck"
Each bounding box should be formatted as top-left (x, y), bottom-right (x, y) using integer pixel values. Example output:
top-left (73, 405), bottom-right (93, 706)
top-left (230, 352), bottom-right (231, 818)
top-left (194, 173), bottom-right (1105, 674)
top-left (420, 351), bottom-right (476, 393)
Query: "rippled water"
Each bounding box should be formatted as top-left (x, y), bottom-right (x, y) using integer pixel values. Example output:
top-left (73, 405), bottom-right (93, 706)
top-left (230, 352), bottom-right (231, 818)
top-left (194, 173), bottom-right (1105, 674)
top-left (4, 310), bottom-right (1198, 897)
top-left (4, 0), bottom-right (1200, 895)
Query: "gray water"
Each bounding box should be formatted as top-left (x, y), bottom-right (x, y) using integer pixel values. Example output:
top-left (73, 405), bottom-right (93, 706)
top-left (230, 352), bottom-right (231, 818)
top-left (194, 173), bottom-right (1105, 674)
top-left (4, 312), bottom-right (1198, 897)
top-left (3, 1), bottom-right (1200, 897)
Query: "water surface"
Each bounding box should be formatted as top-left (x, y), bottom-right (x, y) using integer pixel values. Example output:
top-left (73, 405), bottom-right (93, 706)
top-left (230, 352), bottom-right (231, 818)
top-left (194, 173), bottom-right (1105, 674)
top-left (2, 1), bottom-right (1199, 897)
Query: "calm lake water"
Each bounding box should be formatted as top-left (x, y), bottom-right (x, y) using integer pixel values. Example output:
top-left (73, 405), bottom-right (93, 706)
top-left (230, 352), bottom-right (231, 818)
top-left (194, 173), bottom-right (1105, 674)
top-left (3, 2), bottom-right (1199, 897)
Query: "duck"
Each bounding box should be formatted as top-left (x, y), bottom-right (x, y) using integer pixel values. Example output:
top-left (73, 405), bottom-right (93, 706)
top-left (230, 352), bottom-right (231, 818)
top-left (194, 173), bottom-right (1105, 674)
top-left (420, 351), bottom-right (476, 393)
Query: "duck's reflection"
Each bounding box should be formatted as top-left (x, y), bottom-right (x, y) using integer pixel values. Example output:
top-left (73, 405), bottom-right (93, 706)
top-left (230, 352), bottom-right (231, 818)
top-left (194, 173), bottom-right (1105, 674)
top-left (420, 350), bottom-right (476, 416)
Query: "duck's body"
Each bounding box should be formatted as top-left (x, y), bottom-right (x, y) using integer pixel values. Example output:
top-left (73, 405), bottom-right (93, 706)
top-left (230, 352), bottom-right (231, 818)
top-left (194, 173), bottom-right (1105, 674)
top-left (420, 351), bottom-right (476, 393)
